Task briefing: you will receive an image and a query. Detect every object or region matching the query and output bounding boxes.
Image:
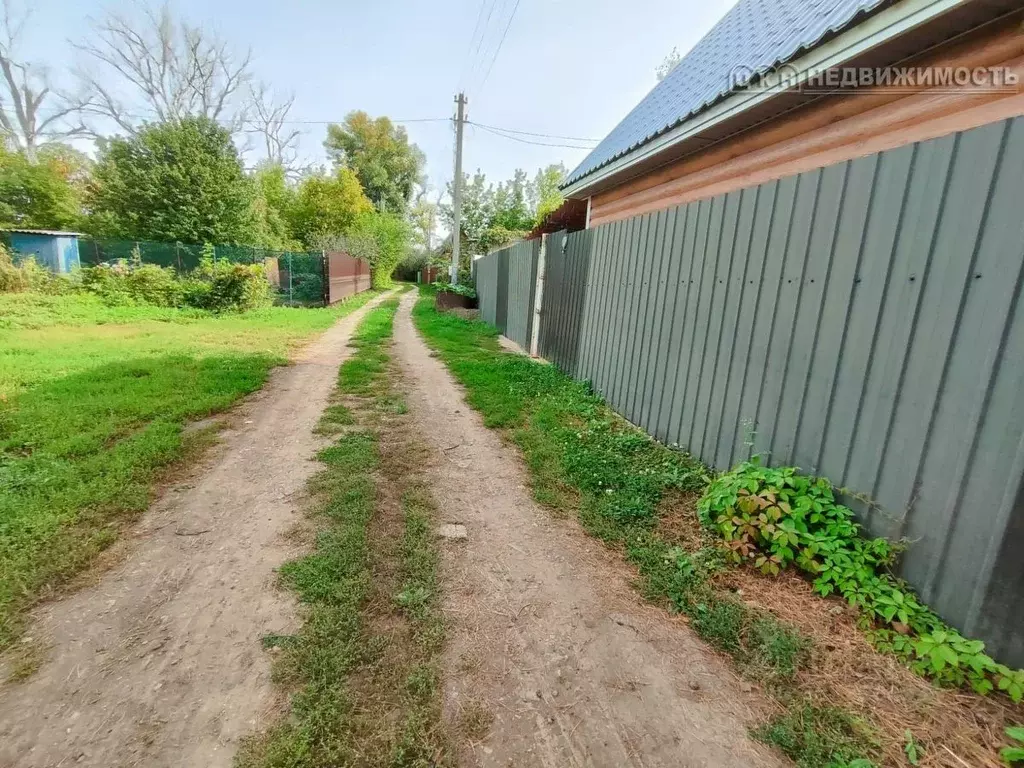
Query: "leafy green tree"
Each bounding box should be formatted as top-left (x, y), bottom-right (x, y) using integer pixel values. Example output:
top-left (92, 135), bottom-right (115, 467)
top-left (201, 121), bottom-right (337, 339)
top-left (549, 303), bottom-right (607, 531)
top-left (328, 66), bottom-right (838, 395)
top-left (289, 168), bottom-right (373, 247)
top-left (0, 144), bottom-right (86, 230)
top-left (490, 169), bottom-right (533, 232)
top-left (324, 111), bottom-right (425, 214)
top-left (442, 165), bottom-right (566, 263)
top-left (88, 117), bottom-right (256, 243)
top-left (408, 188), bottom-right (438, 253)
top-left (529, 164), bottom-right (567, 224)
top-left (341, 210), bottom-right (411, 289)
top-left (250, 163), bottom-right (299, 249)
top-left (441, 170), bottom-right (492, 261)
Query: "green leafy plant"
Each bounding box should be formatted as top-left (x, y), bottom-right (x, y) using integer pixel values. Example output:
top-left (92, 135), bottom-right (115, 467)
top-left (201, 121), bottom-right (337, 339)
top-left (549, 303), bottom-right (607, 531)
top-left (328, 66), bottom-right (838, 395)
top-left (1002, 726), bottom-right (1024, 764)
top-left (699, 459), bottom-right (1024, 702)
top-left (432, 280), bottom-right (477, 299)
top-left (903, 730), bottom-right (922, 765)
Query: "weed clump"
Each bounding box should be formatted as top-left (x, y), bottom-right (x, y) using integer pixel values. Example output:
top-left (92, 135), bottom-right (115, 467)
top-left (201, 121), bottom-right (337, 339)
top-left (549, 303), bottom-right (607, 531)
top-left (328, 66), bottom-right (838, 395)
top-left (754, 703), bottom-right (877, 768)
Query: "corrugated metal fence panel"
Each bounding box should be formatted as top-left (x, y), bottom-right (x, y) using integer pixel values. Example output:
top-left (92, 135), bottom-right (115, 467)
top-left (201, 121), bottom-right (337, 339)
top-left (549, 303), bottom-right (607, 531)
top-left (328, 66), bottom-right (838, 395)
top-left (503, 240), bottom-right (539, 349)
top-left (326, 252), bottom-right (370, 304)
top-left (475, 251), bottom-right (500, 326)
top-left (554, 116), bottom-right (1024, 665)
top-left (496, 248), bottom-right (510, 333)
top-left (539, 230), bottom-right (593, 376)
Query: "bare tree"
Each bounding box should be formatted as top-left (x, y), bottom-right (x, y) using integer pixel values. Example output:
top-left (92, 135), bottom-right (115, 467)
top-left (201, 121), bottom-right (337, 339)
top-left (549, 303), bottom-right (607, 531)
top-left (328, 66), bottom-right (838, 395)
top-left (72, 3), bottom-right (252, 136)
top-left (656, 47), bottom-right (682, 81)
top-left (408, 185), bottom-right (439, 253)
top-left (0, 0), bottom-right (86, 161)
top-left (244, 82), bottom-right (301, 169)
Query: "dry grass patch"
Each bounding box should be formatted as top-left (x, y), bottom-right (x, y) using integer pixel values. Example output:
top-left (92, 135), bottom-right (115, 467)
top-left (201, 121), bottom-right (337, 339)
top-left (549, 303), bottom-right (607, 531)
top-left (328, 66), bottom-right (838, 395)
top-left (659, 494), bottom-right (1024, 768)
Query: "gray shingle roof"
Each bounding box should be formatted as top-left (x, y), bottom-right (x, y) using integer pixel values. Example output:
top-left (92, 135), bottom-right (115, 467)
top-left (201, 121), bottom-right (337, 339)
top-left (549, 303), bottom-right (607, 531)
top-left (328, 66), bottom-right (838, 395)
top-left (566, 0), bottom-right (889, 187)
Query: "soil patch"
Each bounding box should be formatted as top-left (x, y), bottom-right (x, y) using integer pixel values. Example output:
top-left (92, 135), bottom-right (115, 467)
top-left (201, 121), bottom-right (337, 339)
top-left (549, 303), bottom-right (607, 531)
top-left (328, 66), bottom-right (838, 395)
top-left (393, 290), bottom-right (784, 767)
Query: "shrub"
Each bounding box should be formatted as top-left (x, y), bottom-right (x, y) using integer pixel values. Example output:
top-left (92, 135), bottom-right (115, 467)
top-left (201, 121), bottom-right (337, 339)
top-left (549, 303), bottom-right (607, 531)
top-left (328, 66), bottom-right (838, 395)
top-left (192, 245), bottom-right (275, 311)
top-left (432, 280), bottom-right (477, 299)
top-left (204, 262), bottom-right (274, 312)
top-left (179, 277), bottom-right (213, 308)
top-left (0, 243), bottom-right (29, 292)
top-left (3, 238), bottom-right (276, 312)
top-left (0, 245), bottom-right (74, 294)
top-left (80, 261), bottom-right (182, 307)
top-left (699, 459), bottom-right (1024, 701)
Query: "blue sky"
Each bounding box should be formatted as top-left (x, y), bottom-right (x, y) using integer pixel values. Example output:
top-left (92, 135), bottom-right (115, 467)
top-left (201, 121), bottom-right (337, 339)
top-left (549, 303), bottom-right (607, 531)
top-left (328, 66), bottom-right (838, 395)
top-left (27, 0), bottom-right (734, 195)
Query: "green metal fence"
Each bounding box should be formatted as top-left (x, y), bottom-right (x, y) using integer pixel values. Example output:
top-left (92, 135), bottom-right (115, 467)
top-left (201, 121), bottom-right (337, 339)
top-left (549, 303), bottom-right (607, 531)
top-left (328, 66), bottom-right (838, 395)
top-left (77, 237), bottom-right (326, 306)
top-left (478, 115), bottom-right (1024, 667)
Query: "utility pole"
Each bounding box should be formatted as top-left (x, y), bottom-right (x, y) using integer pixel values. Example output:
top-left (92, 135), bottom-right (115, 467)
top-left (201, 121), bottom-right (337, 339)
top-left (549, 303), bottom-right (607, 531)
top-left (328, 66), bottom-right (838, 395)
top-left (451, 92), bottom-right (467, 284)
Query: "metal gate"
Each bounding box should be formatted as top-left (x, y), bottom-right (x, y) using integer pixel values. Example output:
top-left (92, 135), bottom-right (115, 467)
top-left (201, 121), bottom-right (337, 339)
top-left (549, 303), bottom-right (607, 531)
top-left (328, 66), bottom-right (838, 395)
top-left (325, 251), bottom-right (371, 304)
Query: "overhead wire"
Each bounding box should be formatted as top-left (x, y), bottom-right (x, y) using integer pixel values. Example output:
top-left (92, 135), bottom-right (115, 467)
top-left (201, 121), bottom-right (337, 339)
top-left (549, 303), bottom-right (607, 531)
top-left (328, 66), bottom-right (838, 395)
top-left (7, 106), bottom-right (594, 146)
top-left (467, 0), bottom-right (500, 79)
top-left (472, 121), bottom-right (594, 150)
top-left (467, 120), bottom-right (599, 143)
top-left (459, 0), bottom-right (495, 92)
top-left (477, 0), bottom-right (522, 92)
top-left (6, 106), bottom-right (452, 128)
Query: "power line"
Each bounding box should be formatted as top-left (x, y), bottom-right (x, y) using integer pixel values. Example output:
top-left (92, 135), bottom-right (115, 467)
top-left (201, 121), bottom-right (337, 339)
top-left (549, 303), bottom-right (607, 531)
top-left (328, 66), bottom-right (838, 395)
top-left (468, 120), bottom-right (598, 143)
top-left (460, 0), bottom-right (495, 91)
top-left (5, 106), bottom-right (598, 148)
top-left (257, 117), bottom-right (451, 126)
top-left (468, 0), bottom-right (499, 79)
top-left (461, 0), bottom-right (509, 96)
top-left (478, 0), bottom-right (522, 91)
top-left (3, 107), bottom-right (453, 128)
top-left (473, 122), bottom-right (593, 150)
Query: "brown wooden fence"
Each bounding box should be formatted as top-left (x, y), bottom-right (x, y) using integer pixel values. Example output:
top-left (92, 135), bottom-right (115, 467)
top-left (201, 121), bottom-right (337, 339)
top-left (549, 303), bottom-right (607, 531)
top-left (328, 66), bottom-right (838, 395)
top-left (325, 251), bottom-right (371, 304)
top-left (419, 264), bottom-right (444, 284)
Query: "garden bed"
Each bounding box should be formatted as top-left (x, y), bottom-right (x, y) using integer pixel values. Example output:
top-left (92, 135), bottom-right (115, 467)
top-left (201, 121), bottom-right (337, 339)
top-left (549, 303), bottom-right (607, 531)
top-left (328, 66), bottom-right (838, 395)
top-left (435, 289), bottom-right (477, 311)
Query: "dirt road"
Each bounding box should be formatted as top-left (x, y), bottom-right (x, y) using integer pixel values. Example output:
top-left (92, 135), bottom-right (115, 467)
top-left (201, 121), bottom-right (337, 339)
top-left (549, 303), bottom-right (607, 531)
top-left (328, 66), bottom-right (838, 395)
top-left (392, 291), bottom-right (783, 767)
top-left (0, 293), bottom-right (391, 768)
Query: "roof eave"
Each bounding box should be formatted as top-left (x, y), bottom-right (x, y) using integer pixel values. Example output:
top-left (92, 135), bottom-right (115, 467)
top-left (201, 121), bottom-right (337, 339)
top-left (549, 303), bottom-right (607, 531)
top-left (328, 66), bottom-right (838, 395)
top-left (562, 0), bottom-right (968, 199)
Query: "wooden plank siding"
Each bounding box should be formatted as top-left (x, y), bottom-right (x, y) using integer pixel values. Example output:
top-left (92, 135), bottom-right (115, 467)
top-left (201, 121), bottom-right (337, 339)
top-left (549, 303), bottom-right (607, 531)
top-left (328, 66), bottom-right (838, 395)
top-left (590, 17), bottom-right (1024, 227)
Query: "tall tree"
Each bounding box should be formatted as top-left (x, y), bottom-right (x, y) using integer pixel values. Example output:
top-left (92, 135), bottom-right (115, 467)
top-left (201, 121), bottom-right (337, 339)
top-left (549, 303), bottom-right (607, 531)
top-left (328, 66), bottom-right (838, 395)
top-left (408, 187), bottom-right (438, 253)
top-left (324, 111), bottom-right (425, 214)
top-left (245, 83), bottom-right (302, 171)
top-left (289, 168), bottom-right (372, 247)
top-left (342, 210), bottom-right (410, 289)
top-left (441, 170), bottom-right (493, 262)
top-left (73, 3), bottom-right (253, 136)
top-left (490, 169), bottom-right (533, 232)
top-left (442, 164), bottom-right (569, 262)
top-left (529, 164), bottom-right (567, 224)
top-left (0, 0), bottom-right (85, 161)
top-left (88, 116), bottom-right (256, 243)
top-left (250, 162), bottom-right (298, 249)
top-left (0, 143), bottom-right (85, 229)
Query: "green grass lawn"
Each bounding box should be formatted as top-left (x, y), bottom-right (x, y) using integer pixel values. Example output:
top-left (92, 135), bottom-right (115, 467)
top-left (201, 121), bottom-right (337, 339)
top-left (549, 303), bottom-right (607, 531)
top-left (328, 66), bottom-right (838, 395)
top-left (0, 291), bottom-right (378, 651)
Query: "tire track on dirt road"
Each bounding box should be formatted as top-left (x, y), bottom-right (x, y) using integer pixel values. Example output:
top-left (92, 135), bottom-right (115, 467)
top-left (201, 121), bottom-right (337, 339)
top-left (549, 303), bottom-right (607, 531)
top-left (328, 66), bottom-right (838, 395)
top-left (392, 290), bottom-right (784, 768)
top-left (0, 291), bottom-right (393, 768)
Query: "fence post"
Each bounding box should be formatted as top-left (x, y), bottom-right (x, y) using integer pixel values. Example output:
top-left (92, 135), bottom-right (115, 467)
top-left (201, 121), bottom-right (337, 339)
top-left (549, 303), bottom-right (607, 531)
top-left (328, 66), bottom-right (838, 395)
top-left (321, 250), bottom-right (329, 306)
top-left (529, 235), bottom-right (548, 358)
top-left (288, 253), bottom-right (293, 305)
